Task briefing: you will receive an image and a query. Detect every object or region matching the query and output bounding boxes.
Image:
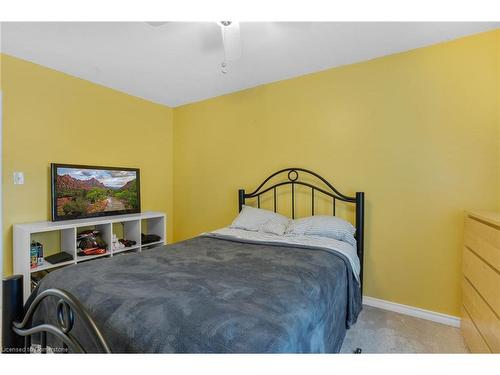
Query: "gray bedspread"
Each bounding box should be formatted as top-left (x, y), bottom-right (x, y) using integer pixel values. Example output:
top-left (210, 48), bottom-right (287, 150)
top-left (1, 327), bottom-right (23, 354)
top-left (33, 235), bottom-right (361, 353)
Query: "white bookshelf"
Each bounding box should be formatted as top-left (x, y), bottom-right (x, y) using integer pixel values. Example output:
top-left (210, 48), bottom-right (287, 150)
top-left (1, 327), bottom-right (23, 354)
top-left (14, 211), bottom-right (166, 302)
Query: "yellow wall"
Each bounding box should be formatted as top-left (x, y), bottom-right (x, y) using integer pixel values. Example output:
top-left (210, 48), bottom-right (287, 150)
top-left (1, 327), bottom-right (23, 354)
top-left (174, 30), bottom-right (500, 316)
top-left (1, 54), bottom-right (174, 275)
top-left (498, 32), bottom-right (500, 194)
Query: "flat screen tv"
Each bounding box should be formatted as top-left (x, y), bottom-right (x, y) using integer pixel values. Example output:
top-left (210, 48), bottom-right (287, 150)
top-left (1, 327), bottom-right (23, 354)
top-left (51, 163), bottom-right (141, 221)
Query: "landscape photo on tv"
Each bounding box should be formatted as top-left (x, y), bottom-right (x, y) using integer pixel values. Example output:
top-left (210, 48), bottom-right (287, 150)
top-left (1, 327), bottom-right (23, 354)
top-left (51, 164), bottom-right (140, 220)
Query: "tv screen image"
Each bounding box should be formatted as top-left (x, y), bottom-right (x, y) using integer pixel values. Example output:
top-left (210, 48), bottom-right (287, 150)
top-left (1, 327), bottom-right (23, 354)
top-left (51, 164), bottom-right (141, 221)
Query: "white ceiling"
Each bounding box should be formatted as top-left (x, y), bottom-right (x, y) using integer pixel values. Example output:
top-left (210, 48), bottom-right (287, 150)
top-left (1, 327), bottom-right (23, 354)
top-left (1, 22), bottom-right (498, 107)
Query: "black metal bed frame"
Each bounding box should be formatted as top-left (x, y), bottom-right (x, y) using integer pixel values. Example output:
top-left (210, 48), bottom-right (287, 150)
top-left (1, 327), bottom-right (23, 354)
top-left (238, 168), bottom-right (365, 292)
top-left (2, 167), bottom-right (364, 354)
top-left (2, 275), bottom-right (111, 353)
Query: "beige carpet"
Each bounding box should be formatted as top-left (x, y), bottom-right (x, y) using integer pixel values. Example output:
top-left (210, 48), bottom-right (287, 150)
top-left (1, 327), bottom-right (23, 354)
top-left (340, 305), bottom-right (469, 353)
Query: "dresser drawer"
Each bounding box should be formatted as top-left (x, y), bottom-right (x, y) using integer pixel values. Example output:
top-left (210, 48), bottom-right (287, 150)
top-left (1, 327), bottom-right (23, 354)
top-left (464, 217), bottom-right (500, 272)
top-left (463, 247), bottom-right (500, 315)
top-left (461, 306), bottom-right (491, 353)
top-left (462, 277), bottom-right (500, 352)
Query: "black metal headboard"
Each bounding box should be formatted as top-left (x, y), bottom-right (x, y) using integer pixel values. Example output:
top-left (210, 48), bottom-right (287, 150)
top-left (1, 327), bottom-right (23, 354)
top-left (238, 168), bottom-right (365, 291)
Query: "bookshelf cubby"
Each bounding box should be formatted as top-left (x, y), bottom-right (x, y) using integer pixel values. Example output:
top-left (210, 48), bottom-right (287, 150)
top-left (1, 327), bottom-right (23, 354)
top-left (14, 211), bottom-right (166, 302)
top-left (112, 221), bottom-right (141, 254)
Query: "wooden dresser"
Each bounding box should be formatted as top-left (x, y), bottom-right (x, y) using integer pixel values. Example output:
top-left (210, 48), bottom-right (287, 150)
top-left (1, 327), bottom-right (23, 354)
top-left (462, 210), bottom-right (500, 353)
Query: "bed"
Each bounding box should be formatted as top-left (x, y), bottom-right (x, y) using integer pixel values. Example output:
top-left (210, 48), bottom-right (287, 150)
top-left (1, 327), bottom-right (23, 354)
top-left (2, 168), bottom-right (365, 353)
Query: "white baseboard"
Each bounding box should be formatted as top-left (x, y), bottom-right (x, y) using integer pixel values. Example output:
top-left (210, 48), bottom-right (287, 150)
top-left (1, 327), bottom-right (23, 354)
top-left (362, 296), bottom-right (461, 328)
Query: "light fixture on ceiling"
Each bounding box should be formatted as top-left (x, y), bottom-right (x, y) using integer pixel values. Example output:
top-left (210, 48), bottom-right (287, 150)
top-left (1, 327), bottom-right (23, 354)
top-left (217, 21), bottom-right (241, 74)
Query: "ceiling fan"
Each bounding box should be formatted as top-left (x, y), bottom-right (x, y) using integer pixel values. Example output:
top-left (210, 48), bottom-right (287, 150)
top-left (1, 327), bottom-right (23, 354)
top-left (146, 21), bottom-right (242, 74)
top-left (217, 21), bottom-right (241, 74)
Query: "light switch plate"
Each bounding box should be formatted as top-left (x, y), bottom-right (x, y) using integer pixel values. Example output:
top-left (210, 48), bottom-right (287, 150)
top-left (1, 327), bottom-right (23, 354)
top-left (13, 171), bottom-right (24, 185)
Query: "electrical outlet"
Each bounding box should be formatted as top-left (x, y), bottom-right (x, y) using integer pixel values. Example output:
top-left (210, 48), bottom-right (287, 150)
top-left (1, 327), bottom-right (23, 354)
top-left (13, 171), bottom-right (24, 185)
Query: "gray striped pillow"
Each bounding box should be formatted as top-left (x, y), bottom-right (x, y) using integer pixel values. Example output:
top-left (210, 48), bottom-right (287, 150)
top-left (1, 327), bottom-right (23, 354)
top-left (286, 215), bottom-right (356, 246)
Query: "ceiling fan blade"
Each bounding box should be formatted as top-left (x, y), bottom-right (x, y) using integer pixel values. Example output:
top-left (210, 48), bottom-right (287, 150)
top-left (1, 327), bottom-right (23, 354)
top-left (146, 22), bottom-right (168, 27)
top-left (220, 21), bottom-right (241, 61)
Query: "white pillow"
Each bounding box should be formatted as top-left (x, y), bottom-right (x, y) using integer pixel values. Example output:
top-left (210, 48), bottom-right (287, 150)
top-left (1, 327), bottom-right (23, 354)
top-left (230, 205), bottom-right (290, 236)
top-left (287, 215), bottom-right (356, 246)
